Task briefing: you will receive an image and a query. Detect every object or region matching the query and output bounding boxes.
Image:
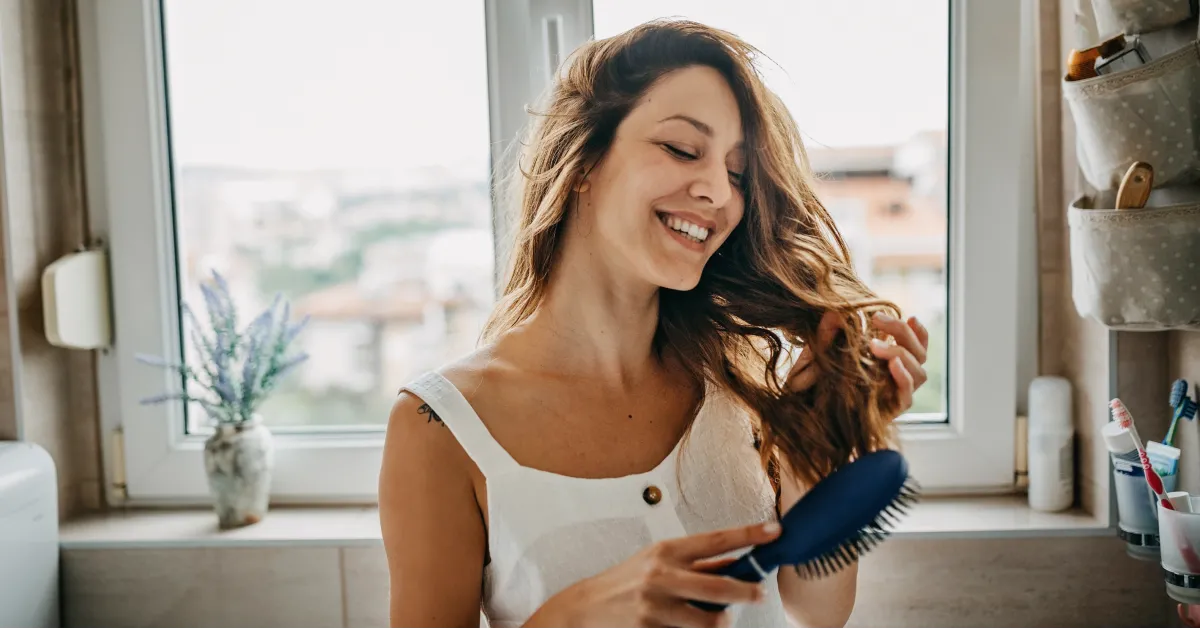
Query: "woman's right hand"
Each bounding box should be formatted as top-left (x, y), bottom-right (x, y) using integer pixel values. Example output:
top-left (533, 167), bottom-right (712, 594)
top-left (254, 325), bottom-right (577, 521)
top-left (524, 521), bottom-right (781, 628)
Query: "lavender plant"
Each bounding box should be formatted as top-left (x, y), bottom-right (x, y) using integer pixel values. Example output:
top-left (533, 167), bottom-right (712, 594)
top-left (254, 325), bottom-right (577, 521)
top-left (137, 271), bottom-right (310, 427)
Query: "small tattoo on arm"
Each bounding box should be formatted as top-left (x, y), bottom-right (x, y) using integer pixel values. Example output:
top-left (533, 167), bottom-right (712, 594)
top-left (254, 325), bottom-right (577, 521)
top-left (417, 403), bottom-right (445, 427)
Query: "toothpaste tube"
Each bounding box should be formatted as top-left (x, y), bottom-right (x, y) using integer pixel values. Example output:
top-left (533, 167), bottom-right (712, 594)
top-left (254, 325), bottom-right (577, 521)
top-left (1148, 440), bottom-right (1182, 478)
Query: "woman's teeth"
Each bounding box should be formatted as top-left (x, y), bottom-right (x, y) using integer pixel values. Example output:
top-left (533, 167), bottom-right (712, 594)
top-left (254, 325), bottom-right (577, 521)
top-left (660, 214), bottom-right (709, 243)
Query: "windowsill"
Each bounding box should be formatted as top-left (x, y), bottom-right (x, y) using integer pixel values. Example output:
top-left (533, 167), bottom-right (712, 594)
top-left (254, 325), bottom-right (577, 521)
top-left (59, 494), bottom-right (1109, 550)
top-left (891, 494), bottom-right (1108, 539)
top-left (60, 506), bottom-right (383, 549)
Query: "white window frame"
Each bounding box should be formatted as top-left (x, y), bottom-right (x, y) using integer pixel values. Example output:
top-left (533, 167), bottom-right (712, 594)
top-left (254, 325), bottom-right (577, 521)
top-left (81, 0), bottom-right (1027, 505)
top-left (895, 0), bottom-right (1029, 491)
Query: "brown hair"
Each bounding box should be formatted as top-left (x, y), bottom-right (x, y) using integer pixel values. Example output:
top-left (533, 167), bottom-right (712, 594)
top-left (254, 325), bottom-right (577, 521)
top-left (484, 19), bottom-right (903, 495)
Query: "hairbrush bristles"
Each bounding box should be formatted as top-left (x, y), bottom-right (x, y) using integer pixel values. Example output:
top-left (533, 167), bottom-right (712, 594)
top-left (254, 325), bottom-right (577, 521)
top-left (1171, 380), bottom-right (1189, 408)
top-left (792, 477), bottom-right (921, 580)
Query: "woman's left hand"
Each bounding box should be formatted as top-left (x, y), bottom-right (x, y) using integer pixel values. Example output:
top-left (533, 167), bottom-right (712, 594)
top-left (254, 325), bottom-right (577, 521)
top-left (866, 313), bottom-right (929, 414)
top-left (786, 311), bottom-right (930, 417)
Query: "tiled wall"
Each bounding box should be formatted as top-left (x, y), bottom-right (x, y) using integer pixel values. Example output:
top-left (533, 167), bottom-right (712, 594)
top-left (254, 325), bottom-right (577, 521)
top-left (1170, 332), bottom-right (1200, 498)
top-left (61, 536), bottom-right (1174, 628)
top-left (64, 546), bottom-right (379, 628)
top-left (1035, 0), bottom-right (1117, 519)
top-left (1171, 333), bottom-right (1200, 394)
top-left (0, 0), bottom-right (102, 516)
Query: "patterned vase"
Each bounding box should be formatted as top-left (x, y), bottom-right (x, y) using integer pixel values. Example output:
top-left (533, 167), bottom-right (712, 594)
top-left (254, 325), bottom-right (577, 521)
top-left (203, 415), bottom-right (274, 529)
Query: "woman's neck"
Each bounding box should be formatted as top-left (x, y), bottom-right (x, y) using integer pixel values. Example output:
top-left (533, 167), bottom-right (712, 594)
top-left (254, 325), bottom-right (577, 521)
top-left (514, 222), bottom-right (662, 388)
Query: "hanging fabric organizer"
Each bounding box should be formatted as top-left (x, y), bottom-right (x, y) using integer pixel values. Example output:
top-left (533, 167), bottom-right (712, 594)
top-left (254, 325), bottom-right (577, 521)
top-left (1065, 41), bottom-right (1200, 190)
top-left (1068, 191), bottom-right (1200, 330)
top-left (1092, 0), bottom-right (1197, 41)
top-left (1063, 11), bottom-right (1200, 331)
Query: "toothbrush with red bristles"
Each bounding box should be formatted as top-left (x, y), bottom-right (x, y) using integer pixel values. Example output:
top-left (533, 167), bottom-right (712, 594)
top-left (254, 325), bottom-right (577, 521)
top-left (1110, 398), bottom-right (1174, 511)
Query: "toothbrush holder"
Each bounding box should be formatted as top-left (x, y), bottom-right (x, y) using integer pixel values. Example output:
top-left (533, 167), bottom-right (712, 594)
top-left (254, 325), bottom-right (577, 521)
top-left (1112, 452), bottom-right (1176, 559)
top-left (1158, 498), bottom-right (1200, 605)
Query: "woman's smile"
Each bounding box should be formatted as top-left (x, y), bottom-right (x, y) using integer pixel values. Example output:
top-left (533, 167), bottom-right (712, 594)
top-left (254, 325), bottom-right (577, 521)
top-left (656, 210), bottom-right (714, 253)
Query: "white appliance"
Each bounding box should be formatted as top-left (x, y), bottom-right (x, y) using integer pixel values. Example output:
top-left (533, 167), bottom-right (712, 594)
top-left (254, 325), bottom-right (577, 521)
top-left (0, 442), bottom-right (59, 627)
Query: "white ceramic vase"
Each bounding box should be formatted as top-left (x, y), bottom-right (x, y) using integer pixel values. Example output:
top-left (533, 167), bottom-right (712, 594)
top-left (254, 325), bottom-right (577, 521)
top-left (203, 415), bottom-right (274, 529)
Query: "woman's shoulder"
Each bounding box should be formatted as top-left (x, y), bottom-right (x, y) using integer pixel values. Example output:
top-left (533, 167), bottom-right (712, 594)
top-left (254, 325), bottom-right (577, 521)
top-left (383, 349), bottom-right (514, 507)
top-left (397, 343), bottom-right (530, 422)
top-left (417, 344), bottom-right (511, 399)
top-left (387, 368), bottom-right (481, 473)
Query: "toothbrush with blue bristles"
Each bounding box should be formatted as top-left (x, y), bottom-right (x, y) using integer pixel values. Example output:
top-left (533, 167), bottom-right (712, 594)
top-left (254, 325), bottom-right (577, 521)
top-left (1164, 379), bottom-right (1197, 447)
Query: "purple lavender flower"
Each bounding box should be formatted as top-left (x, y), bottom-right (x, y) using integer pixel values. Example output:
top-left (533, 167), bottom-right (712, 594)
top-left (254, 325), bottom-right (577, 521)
top-left (137, 269), bottom-right (310, 427)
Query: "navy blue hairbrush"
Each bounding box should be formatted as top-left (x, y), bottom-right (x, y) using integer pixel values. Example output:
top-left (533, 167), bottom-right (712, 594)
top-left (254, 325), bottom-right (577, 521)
top-left (691, 449), bottom-right (919, 611)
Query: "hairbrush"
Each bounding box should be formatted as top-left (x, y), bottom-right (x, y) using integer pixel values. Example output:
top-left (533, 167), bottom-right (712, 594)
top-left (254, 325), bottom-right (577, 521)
top-left (691, 449), bottom-right (919, 611)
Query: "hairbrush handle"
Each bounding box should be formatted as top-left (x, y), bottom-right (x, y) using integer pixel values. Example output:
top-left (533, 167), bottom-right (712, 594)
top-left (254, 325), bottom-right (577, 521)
top-left (689, 551), bottom-right (772, 612)
top-left (686, 448), bottom-right (918, 613)
top-left (1115, 162), bottom-right (1153, 210)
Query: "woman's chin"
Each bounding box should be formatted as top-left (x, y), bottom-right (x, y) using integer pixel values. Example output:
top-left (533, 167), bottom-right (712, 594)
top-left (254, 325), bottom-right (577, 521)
top-left (650, 269), bottom-right (704, 292)
top-left (640, 249), bottom-right (710, 292)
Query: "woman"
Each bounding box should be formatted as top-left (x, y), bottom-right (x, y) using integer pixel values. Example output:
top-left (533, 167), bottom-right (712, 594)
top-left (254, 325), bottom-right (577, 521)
top-left (379, 19), bottom-right (929, 628)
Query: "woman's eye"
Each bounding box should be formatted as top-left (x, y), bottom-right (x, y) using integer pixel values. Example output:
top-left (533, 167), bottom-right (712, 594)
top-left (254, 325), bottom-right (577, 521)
top-left (663, 144), bottom-right (698, 160)
top-left (728, 171), bottom-right (744, 187)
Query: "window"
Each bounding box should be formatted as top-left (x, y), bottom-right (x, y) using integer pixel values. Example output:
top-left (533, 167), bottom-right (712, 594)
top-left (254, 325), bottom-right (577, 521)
top-left (82, 0), bottom-right (1028, 502)
top-left (163, 1), bottom-right (494, 432)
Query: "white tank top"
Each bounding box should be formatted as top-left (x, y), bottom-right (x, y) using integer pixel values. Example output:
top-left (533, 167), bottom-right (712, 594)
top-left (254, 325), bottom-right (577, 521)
top-left (401, 372), bottom-right (792, 628)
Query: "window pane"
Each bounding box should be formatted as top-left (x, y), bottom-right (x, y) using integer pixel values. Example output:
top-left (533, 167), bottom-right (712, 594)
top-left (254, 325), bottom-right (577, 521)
top-left (162, 0), bottom-right (493, 432)
top-left (594, 1), bottom-right (950, 418)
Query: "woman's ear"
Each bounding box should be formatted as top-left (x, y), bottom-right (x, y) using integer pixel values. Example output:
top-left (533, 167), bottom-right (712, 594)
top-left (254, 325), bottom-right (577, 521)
top-left (573, 157), bottom-right (599, 193)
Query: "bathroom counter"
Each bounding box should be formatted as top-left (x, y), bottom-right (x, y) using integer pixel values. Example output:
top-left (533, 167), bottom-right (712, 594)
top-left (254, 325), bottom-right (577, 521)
top-left (59, 494), bottom-right (1106, 550)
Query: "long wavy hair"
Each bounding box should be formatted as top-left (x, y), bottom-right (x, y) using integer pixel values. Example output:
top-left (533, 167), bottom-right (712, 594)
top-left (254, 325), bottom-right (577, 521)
top-left (483, 19), bottom-right (903, 495)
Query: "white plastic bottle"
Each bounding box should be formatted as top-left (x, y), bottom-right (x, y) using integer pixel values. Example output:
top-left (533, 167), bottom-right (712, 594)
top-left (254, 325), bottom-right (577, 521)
top-left (1027, 375), bottom-right (1075, 512)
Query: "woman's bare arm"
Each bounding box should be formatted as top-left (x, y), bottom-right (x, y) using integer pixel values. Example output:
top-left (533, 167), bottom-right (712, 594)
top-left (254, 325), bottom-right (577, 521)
top-left (380, 392), bottom-right (488, 627)
top-left (775, 463), bottom-right (858, 627)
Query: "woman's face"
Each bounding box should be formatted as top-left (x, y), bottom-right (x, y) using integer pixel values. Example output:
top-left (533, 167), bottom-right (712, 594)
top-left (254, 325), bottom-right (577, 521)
top-left (577, 65), bottom-right (746, 292)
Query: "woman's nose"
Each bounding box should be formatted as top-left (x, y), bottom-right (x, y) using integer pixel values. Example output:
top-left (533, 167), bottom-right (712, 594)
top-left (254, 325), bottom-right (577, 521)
top-left (688, 161), bottom-right (734, 208)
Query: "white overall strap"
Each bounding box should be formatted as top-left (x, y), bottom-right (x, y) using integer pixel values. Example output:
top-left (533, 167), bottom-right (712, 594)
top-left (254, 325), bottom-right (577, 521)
top-left (400, 371), bottom-right (521, 478)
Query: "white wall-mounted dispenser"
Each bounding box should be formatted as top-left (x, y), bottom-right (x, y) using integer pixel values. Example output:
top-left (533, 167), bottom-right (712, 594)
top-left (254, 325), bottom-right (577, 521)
top-left (41, 248), bottom-right (112, 350)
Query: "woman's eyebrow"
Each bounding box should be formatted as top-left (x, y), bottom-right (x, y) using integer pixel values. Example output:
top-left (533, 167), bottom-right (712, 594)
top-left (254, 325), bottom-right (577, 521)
top-left (659, 114), bottom-right (713, 136)
top-left (658, 114), bottom-right (744, 150)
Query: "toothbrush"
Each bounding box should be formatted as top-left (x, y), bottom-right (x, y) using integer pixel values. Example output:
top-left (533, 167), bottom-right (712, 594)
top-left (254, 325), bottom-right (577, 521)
top-left (1111, 399), bottom-right (1174, 510)
top-left (1165, 379), bottom-right (1197, 447)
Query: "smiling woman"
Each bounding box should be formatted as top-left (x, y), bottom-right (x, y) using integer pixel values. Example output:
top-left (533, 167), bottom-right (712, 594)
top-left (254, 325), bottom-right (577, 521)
top-left (570, 68), bottom-right (747, 290)
top-left (379, 18), bottom-right (928, 628)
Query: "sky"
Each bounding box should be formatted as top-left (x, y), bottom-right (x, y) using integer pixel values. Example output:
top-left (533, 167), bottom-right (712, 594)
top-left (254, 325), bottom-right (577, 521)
top-left (162, 0), bottom-right (948, 173)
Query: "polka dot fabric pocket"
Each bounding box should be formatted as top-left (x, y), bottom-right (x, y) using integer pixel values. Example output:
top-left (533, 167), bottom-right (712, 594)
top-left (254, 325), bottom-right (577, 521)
top-left (1068, 190), bottom-right (1200, 330)
top-left (1064, 41), bottom-right (1200, 190)
top-left (1092, 0), bottom-right (1196, 35)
